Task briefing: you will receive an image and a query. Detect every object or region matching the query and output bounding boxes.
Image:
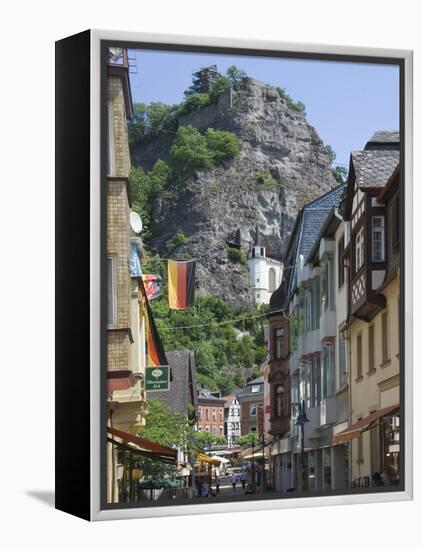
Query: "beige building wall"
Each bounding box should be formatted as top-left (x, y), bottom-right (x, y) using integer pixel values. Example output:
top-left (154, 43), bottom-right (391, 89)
top-left (106, 67), bottom-right (147, 503)
top-left (348, 275), bottom-right (400, 480)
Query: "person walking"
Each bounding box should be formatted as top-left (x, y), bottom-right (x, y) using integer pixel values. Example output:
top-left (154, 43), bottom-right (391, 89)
top-left (231, 472), bottom-right (237, 492)
top-left (215, 476), bottom-right (221, 493)
top-left (240, 469), bottom-right (248, 490)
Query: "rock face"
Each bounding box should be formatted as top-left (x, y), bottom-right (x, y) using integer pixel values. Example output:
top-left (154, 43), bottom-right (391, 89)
top-left (132, 79), bottom-right (337, 308)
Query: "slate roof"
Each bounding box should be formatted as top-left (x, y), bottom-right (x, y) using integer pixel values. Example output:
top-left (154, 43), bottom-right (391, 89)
top-left (365, 130), bottom-right (400, 150)
top-left (146, 350), bottom-right (198, 415)
top-left (270, 183), bottom-right (346, 313)
top-left (197, 386), bottom-right (225, 403)
top-left (352, 149), bottom-right (400, 189)
top-left (237, 376), bottom-right (264, 398)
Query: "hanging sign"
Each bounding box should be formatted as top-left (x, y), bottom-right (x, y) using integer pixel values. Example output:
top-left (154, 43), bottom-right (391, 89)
top-left (145, 365), bottom-right (170, 391)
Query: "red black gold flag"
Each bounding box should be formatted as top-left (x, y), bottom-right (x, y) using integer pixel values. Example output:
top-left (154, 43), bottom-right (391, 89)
top-left (167, 259), bottom-right (196, 310)
top-left (139, 278), bottom-right (168, 367)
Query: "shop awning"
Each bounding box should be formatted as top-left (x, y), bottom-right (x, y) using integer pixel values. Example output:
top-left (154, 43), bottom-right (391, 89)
top-left (197, 453), bottom-right (221, 465)
top-left (107, 437), bottom-right (176, 464)
top-left (333, 404), bottom-right (399, 444)
top-left (107, 426), bottom-right (177, 461)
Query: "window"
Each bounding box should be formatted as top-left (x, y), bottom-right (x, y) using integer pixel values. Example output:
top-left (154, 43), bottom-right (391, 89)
top-left (275, 385), bottom-right (285, 417)
top-left (251, 385), bottom-right (260, 393)
top-left (269, 268), bottom-right (276, 292)
top-left (107, 257), bottom-right (117, 327)
top-left (275, 328), bottom-right (284, 359)
top-left (338, 331), bottom-right (347, 388)
top-left (313, 277), bottom-right (320, 329)
top-left (392, 195), bottom-right (400, 249)
top-left (320, 260), bottom-right (334, 312)
top-left (198, 407), bottom-right (202, 420)
top-left (212, 408), bottom-right (216, 420)
top-left (219, 409), bottom-right (223, 420)
top-left (211, 425), bottom-right (217, 433)
top-left (311, 354), bottom-right (321, 406)
top-left (321, 343), bottom-right (334, 399)
top-left (356, 332), bottom-right (363, 379)
top-left (368, 324), bottom-right (375, 372)
top-left (381, 311), bottom-right (390, 363)
top-left (250, 426), bottom-right (257, 433)
top-left (250, 404), bottom-right (257, 416)
top-left (205, 425), bottom-right (210, 432)
top-left (205, 408), bottom-right (209, 420)
top-left (338, 235), bottom-right (345, 287)
top-left (355, 227), bottom-right (364, 272)
top-left (107, 102), bottom-right (115, 176)
top-left (372, 216), bottom-right (385, 262)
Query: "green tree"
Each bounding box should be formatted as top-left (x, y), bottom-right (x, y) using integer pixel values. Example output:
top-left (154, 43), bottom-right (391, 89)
top-left (237, 433), bottom-right (261, 447)
top-left (275, 87), bottom-right (306, 113)
top-left (129, 160), bottom-right (170, 233)
top-left (332, 165), bottom-right (348, 184)
top-left (177, 93), bottom-right (210, 117)
top-left (138, 398), bottom-right (188, 448)
top-left (128, 102), bottom-right (179, 146)
top-left (168, 125), bottom-right (213, 179)
top-left (324, 144), bottom-right (337, 164)
top-left (226, 65), bottom-right (247, 86)
top-left (208, 76), bottom-right (232, 103)
top-left (189, 431), bottom-right (226, 454)
top-left (206, 129), bottom-right (240, 164)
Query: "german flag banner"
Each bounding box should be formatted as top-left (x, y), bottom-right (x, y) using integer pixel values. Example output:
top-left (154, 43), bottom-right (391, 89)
top-left (139, 278), bottom-right (168, 367)
top-left (167, 259), bottom-right (196, 310)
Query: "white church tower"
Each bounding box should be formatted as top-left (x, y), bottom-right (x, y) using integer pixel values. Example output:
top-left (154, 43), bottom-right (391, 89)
top-left (247, 226), bottom-right (284, 305)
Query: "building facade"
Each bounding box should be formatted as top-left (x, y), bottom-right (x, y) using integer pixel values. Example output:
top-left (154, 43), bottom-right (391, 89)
top-left (197, 388), bottom-right (226, 437)
top-left (247, 227), bottom-right (284, 305)
top-left (224, 393), bottom-right (241, 448)
top-left (106, 47), bottom-right (149, 503)
top-left (335, 132), bottom-right (400, 487)
top-left (238, 377), bottom-right (265, 435)
top-left (268, 183), bottom-right (346, 492)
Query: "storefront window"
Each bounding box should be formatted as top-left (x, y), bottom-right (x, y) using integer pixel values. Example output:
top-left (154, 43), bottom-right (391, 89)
top-left (383, 414), bottom-right (400, 484)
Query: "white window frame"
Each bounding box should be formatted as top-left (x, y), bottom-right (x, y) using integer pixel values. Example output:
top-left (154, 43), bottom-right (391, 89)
top-left (107, 256), bottom-right (117, 328)
top-left (251, 384), bottom-right (260, 393)
top-left (355, 227), bottom-right (365, 272)
top-left (372, 216), bottom-right (385, 262)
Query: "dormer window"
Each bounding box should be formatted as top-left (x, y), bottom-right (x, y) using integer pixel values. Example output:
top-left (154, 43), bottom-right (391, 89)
top-left (355, 227), bottom-right (365, 272)
top-left (371, 216), bottom-right (385, 262)
top-left (251, 384), bottom-right (260, 393)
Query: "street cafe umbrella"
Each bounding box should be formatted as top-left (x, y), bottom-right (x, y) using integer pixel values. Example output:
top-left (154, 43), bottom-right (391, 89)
top-left (210, 455), bottom-right (230, 464)
top-left (197, 453), bottom-right (221, 466)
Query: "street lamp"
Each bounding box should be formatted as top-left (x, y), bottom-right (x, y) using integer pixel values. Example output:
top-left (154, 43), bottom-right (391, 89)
top-left (294, 400), bottom-right (310, 492)
top-left (251, 433), bottom-right (256, 494)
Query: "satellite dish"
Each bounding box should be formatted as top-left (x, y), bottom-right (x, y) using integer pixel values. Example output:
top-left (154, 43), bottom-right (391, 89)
top-left (130, 212), bottom-right (143, 234)
top-left (108, 47), bottom-right (124, 62)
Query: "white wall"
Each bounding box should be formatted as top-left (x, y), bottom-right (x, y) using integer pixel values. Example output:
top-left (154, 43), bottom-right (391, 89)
top-left (247, 254), bottom-right (283, 305)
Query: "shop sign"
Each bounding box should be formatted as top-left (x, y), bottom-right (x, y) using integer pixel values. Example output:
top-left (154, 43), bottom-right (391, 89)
top-left (146, 366), bottom-right (170, 391)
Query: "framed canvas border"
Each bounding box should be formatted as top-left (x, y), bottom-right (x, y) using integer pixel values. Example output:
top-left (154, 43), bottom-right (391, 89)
top-left (88, 29), bottom-right (413, 521)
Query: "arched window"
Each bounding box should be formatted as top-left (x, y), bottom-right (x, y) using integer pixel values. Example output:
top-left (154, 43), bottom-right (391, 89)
top-left (269, 267), bottom-right (276, 292)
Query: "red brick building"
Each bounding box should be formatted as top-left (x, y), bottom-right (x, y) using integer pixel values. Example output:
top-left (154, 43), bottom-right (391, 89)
top-left (197, 387), bottom-right (225, 438)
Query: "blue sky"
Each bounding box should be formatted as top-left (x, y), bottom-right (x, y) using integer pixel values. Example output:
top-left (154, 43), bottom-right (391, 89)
top-left (129, 49), bottom-right (399, 167)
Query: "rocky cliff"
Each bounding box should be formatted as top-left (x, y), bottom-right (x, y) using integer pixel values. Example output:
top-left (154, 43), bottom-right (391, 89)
top-left (132, 79), bottom-right (337, 308)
